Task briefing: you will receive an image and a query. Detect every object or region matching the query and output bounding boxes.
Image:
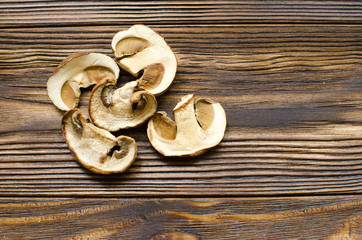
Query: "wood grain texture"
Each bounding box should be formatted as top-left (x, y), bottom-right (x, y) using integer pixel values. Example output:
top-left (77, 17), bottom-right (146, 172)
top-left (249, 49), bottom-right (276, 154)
top-left (0, 1), bottom-right (361, 239)
top-left (0, 0), bottom-right (361, 27)
top-left (0, 23), bottom-right (361, 197)
top-left (0, 196), bottom-right (361, 239)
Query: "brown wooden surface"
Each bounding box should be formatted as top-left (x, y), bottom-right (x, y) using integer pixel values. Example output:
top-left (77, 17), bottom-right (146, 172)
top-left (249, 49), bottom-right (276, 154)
top-left (0, 0), bottom-right (361, 239)
top-left (0, 196), bottom-right (361, 239)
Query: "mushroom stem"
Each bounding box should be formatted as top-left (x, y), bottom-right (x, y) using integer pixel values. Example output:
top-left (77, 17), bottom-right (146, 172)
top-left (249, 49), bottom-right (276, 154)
top-left (113, 81), bottom-right (138, 101)
top-left (173, 95), bottom-right (203, 139)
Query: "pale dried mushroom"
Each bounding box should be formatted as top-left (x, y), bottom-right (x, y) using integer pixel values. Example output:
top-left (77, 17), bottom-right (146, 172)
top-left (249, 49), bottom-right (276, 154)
top-left (62, 108), bottom-right (137, 174)
top-left (47, 52), bottom-right (120, 111)
top-left (147, 94), bottom-right (226, 157)
top-left (89, 77), bottom-right (157, 131)
top-left (111, 24), bottom-right (177, 96)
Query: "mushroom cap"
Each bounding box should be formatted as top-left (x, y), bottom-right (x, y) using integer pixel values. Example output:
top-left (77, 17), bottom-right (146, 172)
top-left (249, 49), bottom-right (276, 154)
top-left (47, 52), bottom-right (120, 111)
top-left (147, 94), bottom-right (227, 157)
top-left (111, 24), bottom-right (177, 96)
top-left (89, 77), bottom-right (158, 131)
top-left (61, 109), bottom-right (137, 174)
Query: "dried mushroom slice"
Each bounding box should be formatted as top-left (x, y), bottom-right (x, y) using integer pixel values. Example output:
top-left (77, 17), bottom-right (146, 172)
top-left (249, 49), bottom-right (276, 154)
top-left (62, 109), bottom-right (137, 174)
top-left (147, 94), bottom-right (227, 157)
top-left (89, 77), bottom-right (157, 131)
top-left (111, 24), bottom-right (177, 96)
top-left (47, 52), bottom-right (120, 111)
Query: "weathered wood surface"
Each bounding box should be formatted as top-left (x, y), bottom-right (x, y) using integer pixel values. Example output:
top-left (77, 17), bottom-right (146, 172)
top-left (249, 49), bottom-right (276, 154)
top-left (0, 196), bottom-right (361, 239)
top-left (0, 0), bottom-right (361, 27)
top-left (0, 0), bottom-right (361, 239)
top-left (1, 23), bottom-right (361, 197)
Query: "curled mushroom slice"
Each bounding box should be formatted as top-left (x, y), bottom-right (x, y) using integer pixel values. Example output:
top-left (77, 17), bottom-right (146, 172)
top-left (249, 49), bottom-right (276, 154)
top-left (89, 77), bottom-right (157, 131)
top-left (111, 24), bottom-right (177, 96)
top-left (47, 52), bottom-right (120, 111)
top-left (147, 94), bottom-right (227, 157)
top-left (62, 109), bottom-right (137, 174)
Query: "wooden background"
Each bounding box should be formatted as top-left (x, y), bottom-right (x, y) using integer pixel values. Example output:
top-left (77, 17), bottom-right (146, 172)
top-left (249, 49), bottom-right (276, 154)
top-left (0, 1), bottom-right (361, 239)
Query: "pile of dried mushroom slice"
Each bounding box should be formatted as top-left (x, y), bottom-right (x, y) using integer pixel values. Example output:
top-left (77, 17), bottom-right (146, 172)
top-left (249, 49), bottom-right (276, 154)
top-left (47, 25), bottom-right (227, 174)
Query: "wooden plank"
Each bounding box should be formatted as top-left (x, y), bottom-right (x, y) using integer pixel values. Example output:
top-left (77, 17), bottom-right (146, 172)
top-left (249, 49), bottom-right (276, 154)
top-left (0, 25), bottom-right (360, 91)
top-left (0, 1), bottom-right (361, 27)
top-left (1, 1), bottom-right (360, 238)
top-left (0, 196), bottom-right (361, 239)
top-left (0, 24), bottom-right (361, 197)
top-left (1, 126), bottom-right (362, 196)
